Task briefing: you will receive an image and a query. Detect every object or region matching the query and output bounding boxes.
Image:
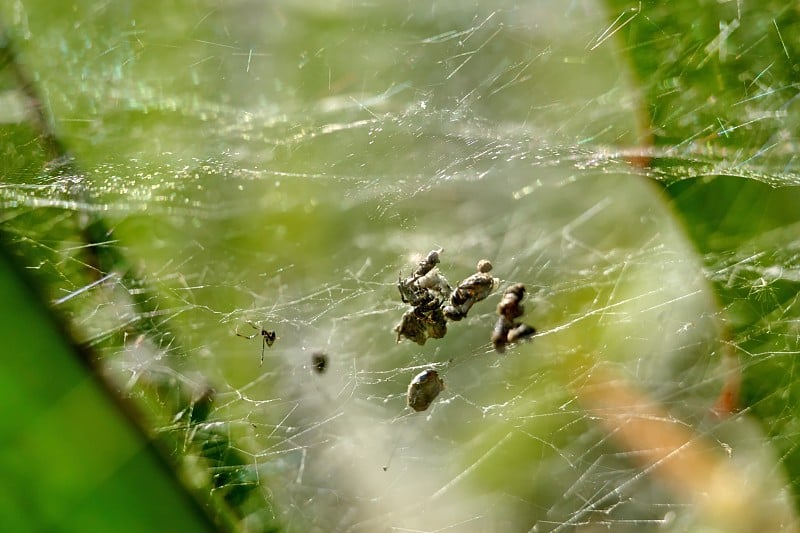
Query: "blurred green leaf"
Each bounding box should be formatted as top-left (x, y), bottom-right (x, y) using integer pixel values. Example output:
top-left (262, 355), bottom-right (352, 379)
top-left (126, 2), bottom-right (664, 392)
top-left (3, 1), bottom-right (800, 531)
top-left (0, 246), bottom-right (215, 532)
top-left (607, 0), bottom-right (800, 514)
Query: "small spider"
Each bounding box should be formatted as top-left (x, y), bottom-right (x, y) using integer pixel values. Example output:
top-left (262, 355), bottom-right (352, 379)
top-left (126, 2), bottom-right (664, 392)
top-left (236, 321), bottom-right (276, 365)
top-left (311, 351), bottom-right (328, 374)
top-left (492, 283), bottom-right (536, 353)
top-left (407, 368), bottom-right (445, 412)
top-left (443, 259), bottom-right (498, 321)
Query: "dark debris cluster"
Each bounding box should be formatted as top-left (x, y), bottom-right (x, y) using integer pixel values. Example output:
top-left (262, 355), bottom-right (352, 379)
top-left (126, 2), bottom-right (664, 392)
top-left (492, 283), bottom-right (536, 353)
top-left (394, 250), bottom-right (499, 345)
top-left (236, 249), bottom-right (538, 416)
top-left (396, 250), bottom-right (539, 412)
top-left (395, 249), bottom-right (536, 355)
top-left (394, 250), bottom-right (453, 345)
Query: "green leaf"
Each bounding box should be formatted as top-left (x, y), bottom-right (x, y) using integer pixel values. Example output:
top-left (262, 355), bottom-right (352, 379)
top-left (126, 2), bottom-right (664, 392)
top-left (3, 1), bottom-right (800, 531)
top-left (0, 247), bottom-right (215, 532)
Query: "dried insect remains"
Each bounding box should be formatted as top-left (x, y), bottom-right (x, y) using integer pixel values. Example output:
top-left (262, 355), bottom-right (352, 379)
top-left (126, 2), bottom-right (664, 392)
top-left (407, 369), bottom-right (445, 412)
top-left (236, 321), bottom-right (277, 365)
top-left (394, 251), bottom-right (498, 345)
top-left (397, 249), bottom-right (444, 305)
top-left (492, 283), bottom-right (536, 353)
top-left (395, 249), bottom-right (452, 345)
top-left (443, 259), bottom-right (499, 321)
top-left (393, 252), bottom-right (534, 413)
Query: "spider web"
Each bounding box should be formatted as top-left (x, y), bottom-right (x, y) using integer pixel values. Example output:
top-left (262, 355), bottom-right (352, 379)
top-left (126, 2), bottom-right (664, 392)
top-left (2, 0), bottom-right (800, 531)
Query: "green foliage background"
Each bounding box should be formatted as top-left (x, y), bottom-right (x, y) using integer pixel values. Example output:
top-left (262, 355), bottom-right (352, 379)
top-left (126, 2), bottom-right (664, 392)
top-left (2, 0), bottom-right (800, 531)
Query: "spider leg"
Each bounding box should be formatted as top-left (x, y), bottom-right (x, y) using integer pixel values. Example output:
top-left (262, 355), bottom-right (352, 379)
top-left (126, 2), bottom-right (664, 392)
top-left (235, 323), bottom-right (260, 339)
top-left (260, 337), bottom-right (266, 366)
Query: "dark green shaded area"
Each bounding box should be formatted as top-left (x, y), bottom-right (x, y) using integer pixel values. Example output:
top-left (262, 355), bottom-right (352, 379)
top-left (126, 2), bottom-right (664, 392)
top-left (0, 245), bottom-right (215, 532)
top-left (0, 17), bottom-right (277, 529)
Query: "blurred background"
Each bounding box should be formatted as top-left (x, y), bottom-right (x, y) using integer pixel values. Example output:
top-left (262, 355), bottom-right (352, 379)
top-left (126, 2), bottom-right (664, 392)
top-left (2, 1), bottom-right (800, 531)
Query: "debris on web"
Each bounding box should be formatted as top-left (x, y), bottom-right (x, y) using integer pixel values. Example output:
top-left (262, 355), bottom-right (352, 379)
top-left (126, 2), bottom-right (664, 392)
top-left (311, 351), bottom-right (328, 374)
top-left (407, 368), bottom-right (445, 412)
top-left (492, 283), bottom-right (536, 353)
top-left (443, 259), bottom-right (499, 321)
top-left (394, 250), bottom-right (499, 345)
top-left (394, 249), bottom-right (452, 345)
